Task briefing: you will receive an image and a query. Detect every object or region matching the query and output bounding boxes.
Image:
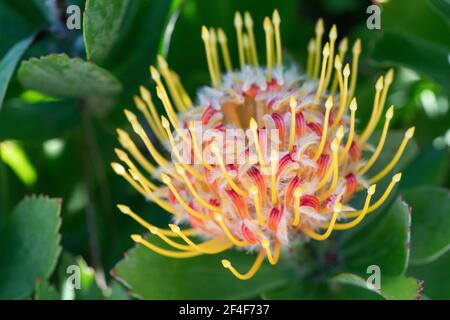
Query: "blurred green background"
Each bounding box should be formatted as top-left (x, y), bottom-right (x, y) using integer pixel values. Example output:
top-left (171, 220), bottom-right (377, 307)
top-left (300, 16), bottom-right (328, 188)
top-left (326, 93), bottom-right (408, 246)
top-left (0, 0), bottom-right (448, 300)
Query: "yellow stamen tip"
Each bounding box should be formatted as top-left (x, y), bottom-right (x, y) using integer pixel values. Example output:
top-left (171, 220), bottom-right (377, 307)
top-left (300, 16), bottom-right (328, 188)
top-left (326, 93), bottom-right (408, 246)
top-left (315, 18), bottom-right (324, 34)
top-left (249, 117), bottom-right (258, 130)
top-left (161, 173), bottom-right (171, 184)
top-left (308, 38), bottom-right (315, 52)
top-left (157, 55), bottom-right (168, 70)
top-left (343, 64), bottom-right (350, 77)
top-left (131, 234), bottom-right (143, 243)
top-left (334, 203), bottom-right (343, 212)
top-left (244, 11), bottom-right (253, 27)
top-left (294, 187), bottom-right (301, 198)
top-left (353, 38), bottom-right (361, 54)
top-left (214, 213), bottom-right (223, 222)
top-left (325, 96), bottom-right (333, 109)
top-left (272, 9), bottom-right (281, 24)
top-left (376, 76), bottom-right (384, 90)
top-left (368, 184), bottom-right (377, 195)
top-left (175, 164), bottom-right (185, 175)
top-left (331, 139), bottom-right (339, 151)
top-left (323, 42), bottom-right (330, 56)
top-left (393, 173), bottom-right (402, 182)
top-left (149, 226), bottom-right (158, 234)
top-left (385, 69), bottom-right (394, 85)
top-left (168, 224), bottom-right (181, 233)
top-left (222, 259), bottom-right (231, 269)
top-left (405, 127), bottom-right (415, 139)
top-left (150, 65), bottom-right (160, 81)
top-left (339, 37), bottom-right (348, 52)
top-left (261, 240), bottom-right (269, 248)
top-left (201, 26), bottom-right (209, 40)
top-left (249, 185), bottom-right (258, 195)
top-left (349, 98), bottom-right (357, 111)
top-left (234, 12), bottom-right (243, 28)
top-left (329, 25), bottom-right (337, 39)
top-left (217, 28), bottom-right (226, 43)
top-left (289, 96), bottom-right (297, 108)
top-left (263, 17), bottom-right (272, 30)
top-left (117, 204), bottom-right (130, 214)
top-left (386, 105), bottom-right (394, 119)
top-left (111, 162), bottom-right (126, 175)
top-left (161, 116), bottom-right (170, 129)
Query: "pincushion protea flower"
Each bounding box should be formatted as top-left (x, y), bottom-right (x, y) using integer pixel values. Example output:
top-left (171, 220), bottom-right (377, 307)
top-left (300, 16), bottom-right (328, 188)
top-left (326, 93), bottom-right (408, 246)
top-left (112, 10), bottom-right (415, 280)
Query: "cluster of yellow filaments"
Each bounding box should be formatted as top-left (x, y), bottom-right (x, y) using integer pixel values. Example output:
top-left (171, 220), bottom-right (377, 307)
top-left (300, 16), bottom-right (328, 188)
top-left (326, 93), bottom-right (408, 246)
top-left (111, 10), bottom-right (415, 280)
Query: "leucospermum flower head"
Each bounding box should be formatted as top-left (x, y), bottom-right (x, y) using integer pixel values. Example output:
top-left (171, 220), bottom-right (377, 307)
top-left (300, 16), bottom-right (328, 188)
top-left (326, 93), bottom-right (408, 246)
top-left (112, 10), bottom-right (415, 280)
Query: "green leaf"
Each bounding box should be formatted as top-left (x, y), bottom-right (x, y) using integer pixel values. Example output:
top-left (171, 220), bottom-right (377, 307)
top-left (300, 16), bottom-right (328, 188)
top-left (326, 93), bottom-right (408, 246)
top-left (0, 141), bottom-right (36, 186)
top-left (113, 237), bottom-right (289, 299)
top-left (372, 31), bottom-right (450, 92)
top-left (34, 278), bottom-right (60, 300)
top-left (428, 0), bottom-right (450, 20)
top-left (341, 197), bottom-right (411, 276)
top-left (18, 54), bottom-right (123, 98)
top-left (0, 196), bottom-right (62, 299)
top-left (0, 99), bottom-right (79, 140)
top-left (83, 0), bottom-right (130, 64)
top-left (400, 144), bottom-right (449, 190)
top-left (403, 187), bottom-right (450, 265)
top-left (0, 36), bottom-right (34, 109)
top-left (332, 273), bottom-right (422, 300)
top-left (408, 251), bottom-right (450, 299)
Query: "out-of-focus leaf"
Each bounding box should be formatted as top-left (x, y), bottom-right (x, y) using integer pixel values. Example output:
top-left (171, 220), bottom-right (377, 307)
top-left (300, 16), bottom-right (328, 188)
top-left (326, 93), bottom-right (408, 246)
top-left (104, 281), bottom-right (131, 300)
top-left (56, 252), bottom-right (104, 300)
top-left (429, 0), bottom-right (450, 20)
top-left (0, 141), bottom-right (36, 186)
top-left (408, 251), bottom-right (450, 299)
top-left (403, 187), bottom-right (450, 265)
top-left (106, 0), bottom-right (174, 90)
top-left (332, 273), bottom-right (421, 300)
top-left (0, 36), bottom-right (34, 109)
top-left (0, 99), bottom-right (79, 140)
top-left (34, 278), bottom-right (60, 300)
top-left (113, 236), bottom-right (289, 299)
top-left (0, 196), bottom-right (62, 299)
top-left (83, 0), bottom-right (130, 64)
top-left (18, 54), bottom-right (123, 98)
top-left (381, 0), bottom-right (450, 49)
top-left (371, 31), bottom-right (450, 92)
top-left (341, 197), bottom-right (411, 276)
top-left (400, 144), bottom-right (449, 190)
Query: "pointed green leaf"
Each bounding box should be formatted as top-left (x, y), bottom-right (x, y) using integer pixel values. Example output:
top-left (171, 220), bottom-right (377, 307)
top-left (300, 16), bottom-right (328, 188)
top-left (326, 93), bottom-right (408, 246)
top-left (0, 36), bottom-right (34, 109)
top-left (83, 0), bottom-right (130, 64)
top-left (18, 54), bottom-right (122, 98)
top-left (0, 196), bottom-right (62, 299)
top-left (403, 187), bottom-right (450, 265)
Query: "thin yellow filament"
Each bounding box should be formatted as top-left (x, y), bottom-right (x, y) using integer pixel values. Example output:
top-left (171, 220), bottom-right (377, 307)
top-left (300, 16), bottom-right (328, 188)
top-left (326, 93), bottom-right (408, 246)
top-left (347, 39), bottom-right (361, 105)
top-left (201, 26), bottom-right (220, 88)
top-left (114, 148), bottom-right (157, 190)
top-left (161, 173), bottom-right (211, 220)
top-left (209, 28), bottom-right (222, 85)
top-left (139, 86), bottom-right (167, 140)
top-left (312, 96), bottom-right (333, 161)
top-left (369, 127), bottom-right (414, 184)
top-left (272, 9), bottom-right (282, 66)
top-left (288, 96), bottom-right (297, 152)
top-left (264, 17), bottom-right (274, 81)
top-left (244, 11), bottom-right (258, 65)
top-left (306, 38), bottom-right (315, 80)
top-left (214, 213), bottom-right (249, 247)
top-left (217, 28), bottom-right (233, 71)
top-left (324, 25), bottom-right (337, 90)
top-left (303, 203), bottom-right (341, 240)
top-left (313, 18), bottom-right (324, 79)
top-left (339, 98), bottom-right (357, 162)
top-left (211, 144), bottom-right (248, 197)
top-left (117, 129), bottom-right (156, 175)
top-left (359, 76), bottom-right (384, 144)
top-left (315, 42), bottom-right (330, 99)
top-left (358, 106), bottom-right (394, 175)
top-left (346, 173), bottom-right (402, 218)
top-left (222, 250), bottom-right (265, 280)
top-left (234, 12), bottom-right (245, 68)
top-left (131, 234), bottom-right (203, 258)
top-left (331, 63), bottom-right (350, 130)
top-left (292, 187), bottom-right (301, 226)
top-left (250, 185), bottom-right (265, 226)
top-left (320, 136), bottom-right (342, 200)
top-left (157, 55), bottom-right (186, 112)
top-left (261, 240), bottom-right (281, 265)
top-left (331, 37), bottom-right (348, 93)
top-left (333, 185), bottom-right (376, 230)
top-left (188, 121), bottom-right (213, 171)
top-left (249, 118), bottom-right (266, 168)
